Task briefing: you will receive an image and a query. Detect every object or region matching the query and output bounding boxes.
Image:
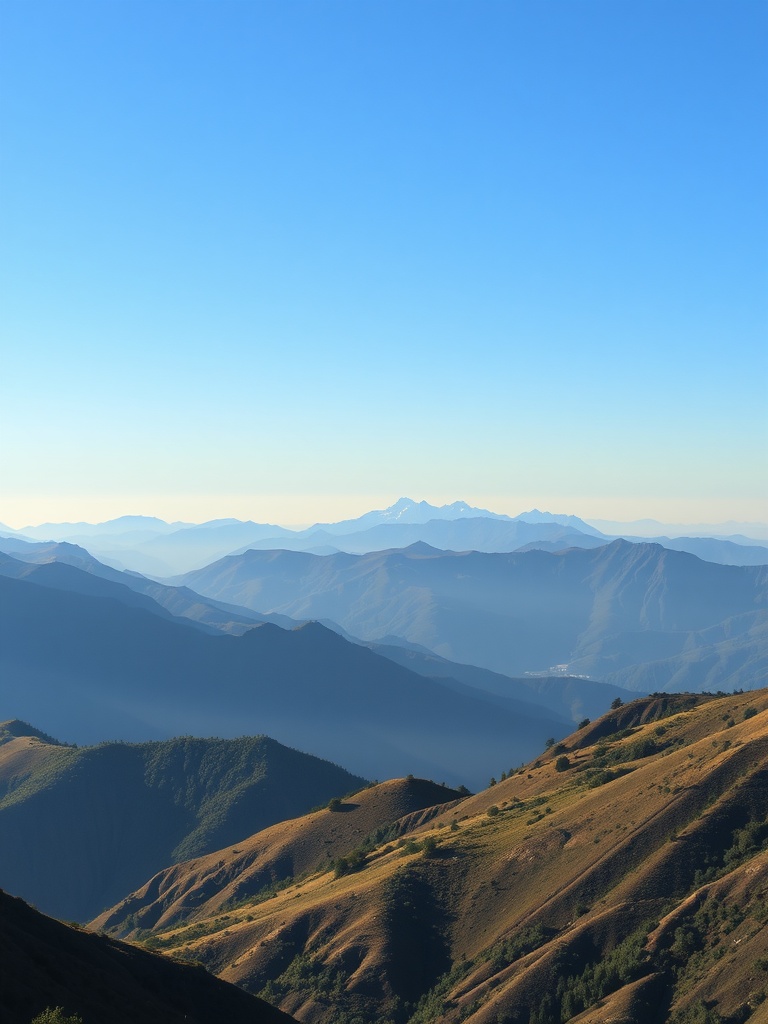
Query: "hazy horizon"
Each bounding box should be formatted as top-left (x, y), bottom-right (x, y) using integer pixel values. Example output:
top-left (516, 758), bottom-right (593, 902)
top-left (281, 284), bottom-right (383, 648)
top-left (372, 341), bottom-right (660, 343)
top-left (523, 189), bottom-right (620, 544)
top-left (2, 2), bottom-right (765, 533)
top-left (2, 494), bottom-right (767, 537)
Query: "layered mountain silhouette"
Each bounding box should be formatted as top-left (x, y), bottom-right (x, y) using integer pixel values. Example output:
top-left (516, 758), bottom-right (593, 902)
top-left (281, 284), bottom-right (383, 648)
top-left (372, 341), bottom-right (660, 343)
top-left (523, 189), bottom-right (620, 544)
top-left (0, 720), bottom-right (367, 921)
top-left (6, 499), bottom-right (765, 575)
top-left (98, 690), bottom-right (768, 1024)
top-left (0, 540), bottom-right (296, 633)
top-left (228, 517), bottom-right (609, 558)
top-left (362, 639), bottom-right (635, 723)
top-left (178, 540), bottom-right (768, 692)
top-left (0, 568), bottom-right (571, 788)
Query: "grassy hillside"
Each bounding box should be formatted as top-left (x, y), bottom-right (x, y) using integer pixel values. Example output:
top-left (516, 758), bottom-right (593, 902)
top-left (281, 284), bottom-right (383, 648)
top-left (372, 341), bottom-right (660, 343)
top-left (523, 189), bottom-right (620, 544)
top-left (123, 689), bottom-right (768, 1024)
top-left (0, 889), bottom-right (296, 1024)
top-left (0, 722), bottom-right (366, 922)
top-left (92, 777), bottom-right (464, 936)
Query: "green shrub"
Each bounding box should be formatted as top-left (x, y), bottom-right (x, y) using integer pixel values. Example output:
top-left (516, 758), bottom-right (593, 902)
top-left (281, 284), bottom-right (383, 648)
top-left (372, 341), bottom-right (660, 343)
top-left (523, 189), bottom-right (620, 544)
top-left (333, 847), bottom-right (367, 877)
top-left (31, 1010), bottom-right (84, 1024)
top-left (555, 756), bottom-right (571, 772)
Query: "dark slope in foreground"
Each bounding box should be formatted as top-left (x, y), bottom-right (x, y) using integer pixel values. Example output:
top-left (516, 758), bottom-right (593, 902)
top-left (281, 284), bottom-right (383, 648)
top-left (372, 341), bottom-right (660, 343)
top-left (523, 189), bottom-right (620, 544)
top-left (0, 574), bottom-right (569, 788)
top-left (132, 690), bottom-right (768, 1024)
top-left (177, 540), bottom-right (768, 691)
top-left (0, 889), bottom-right (295, 1024)
top-left (0, 722), bottom-right (366, 922)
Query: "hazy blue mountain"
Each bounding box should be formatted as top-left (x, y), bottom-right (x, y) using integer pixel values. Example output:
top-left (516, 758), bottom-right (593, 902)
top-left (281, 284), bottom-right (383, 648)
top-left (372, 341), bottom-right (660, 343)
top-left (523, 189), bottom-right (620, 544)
top-left (0, 524), bottom-right (31, 540)
top-left (0, 573), bottom-right (569, 788)
top-left (586, 517), bottom-right (768, 542)
top-left (304, 496), bottom-right (514, 535)
top-left (133, 519), bottom-right (298, 573)
top-left (0, 541), bottom-right (296, 634)
top-left (227, 517), bottom-right (767, 568)
top-left (510, 508), bottom-right (606, 537)
top-left (178, 540), bottom-right (768, 693)
top-left (10, 517), bottom-right (296, 576)
top-left (620, 534), bottom-right (768, 567)
top-left (11, 502), bottom-right (767, 574)
top-left (18, 514), bottom-right (190, 540)
top-left (363, 640), bottom-right (636, 723)
top-left (0, 550), bottom-right (206, 628)
top-left (230, 517), bottom-right (607, 558)
top-left (596, 609), bottom-right (768, 692)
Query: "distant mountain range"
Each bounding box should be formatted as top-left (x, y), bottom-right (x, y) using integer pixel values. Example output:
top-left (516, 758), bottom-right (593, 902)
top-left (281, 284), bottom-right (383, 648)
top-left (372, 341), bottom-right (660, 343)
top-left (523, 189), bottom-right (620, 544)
top-left (178, 540), bottom-right (768, 693)
top-left (0, 555), bottom-right (575, 788)
top-left (2, 497), bottom-right (766, 575)
top-left (0, 538), bottom-right (296, 633)
top-left (587, 515), bottom-right (768, 541)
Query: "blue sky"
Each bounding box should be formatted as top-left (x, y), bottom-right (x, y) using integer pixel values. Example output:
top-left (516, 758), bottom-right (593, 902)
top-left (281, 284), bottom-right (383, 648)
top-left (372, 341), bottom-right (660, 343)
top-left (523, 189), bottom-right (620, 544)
top-left (1, 0), bottom-right (766, 527)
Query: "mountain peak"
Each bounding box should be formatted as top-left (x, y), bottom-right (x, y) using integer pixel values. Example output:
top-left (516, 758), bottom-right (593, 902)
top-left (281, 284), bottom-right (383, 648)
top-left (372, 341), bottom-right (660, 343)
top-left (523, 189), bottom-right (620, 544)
top-left (513, 510), bottom-right (605, 537)
top-left (0, 719), bottom-right (62, 745)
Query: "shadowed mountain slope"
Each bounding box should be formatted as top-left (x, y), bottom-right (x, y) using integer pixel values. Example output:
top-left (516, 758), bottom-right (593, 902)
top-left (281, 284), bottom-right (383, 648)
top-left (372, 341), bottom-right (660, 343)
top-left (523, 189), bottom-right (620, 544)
top-left (363, 640), bottom-right (635, 723)
top-left (0, 721), bottom-right (366, 922)
top-left (93, 777), bottom-right (464, 937)
top-left (177, 541), bottom-right (768, 691)
top-left (0, 542), bottom-right (295, 634)
top-left (123, 690), bottom-right (768, 1024)
top-left (0, 889), bottom-right (296, 1024)
top-left (0, 573), bottom-right (569, 788)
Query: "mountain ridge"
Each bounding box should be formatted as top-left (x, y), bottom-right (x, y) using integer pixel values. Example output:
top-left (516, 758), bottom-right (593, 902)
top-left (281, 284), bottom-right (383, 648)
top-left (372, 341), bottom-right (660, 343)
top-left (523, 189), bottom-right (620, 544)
top-left (104, 689), bottom-right (768, 1024)
top-left (177, 540), bottom-right (768, 692)
top-left (0, 571), bottom-right (571, 787)
top-left (0, 722), bottom-right (368, 922)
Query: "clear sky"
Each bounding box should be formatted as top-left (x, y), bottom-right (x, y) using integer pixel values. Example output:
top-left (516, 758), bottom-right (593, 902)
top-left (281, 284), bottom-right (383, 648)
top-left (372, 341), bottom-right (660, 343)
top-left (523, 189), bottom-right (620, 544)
top-left (1, 0), bottom-right (766, 528)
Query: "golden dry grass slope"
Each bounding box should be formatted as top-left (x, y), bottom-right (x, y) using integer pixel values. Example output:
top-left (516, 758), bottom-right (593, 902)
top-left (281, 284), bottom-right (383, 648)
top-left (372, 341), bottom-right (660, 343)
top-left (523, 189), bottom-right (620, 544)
top-left (108, 691), bottom-right (768, 1024)
top-left (92, 777), bottom-right (464, 936)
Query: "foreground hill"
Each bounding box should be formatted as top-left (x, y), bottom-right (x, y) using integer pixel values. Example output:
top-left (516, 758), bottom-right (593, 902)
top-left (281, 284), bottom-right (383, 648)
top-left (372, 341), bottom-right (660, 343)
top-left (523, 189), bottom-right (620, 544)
top-left (177, 540), bottom-right (768, 691)
top-left (125, 689), bottom-right (768, 1024)
top-left (0, 573), bottom-right (569, 787)
top-left (0, 889), bottom-right (295, 1024)
top-left (0, 722), bottom-right (366, 922)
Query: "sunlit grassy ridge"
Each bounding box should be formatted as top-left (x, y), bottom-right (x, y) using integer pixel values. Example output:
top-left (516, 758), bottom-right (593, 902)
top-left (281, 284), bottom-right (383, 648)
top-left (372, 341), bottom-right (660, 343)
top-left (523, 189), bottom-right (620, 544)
top-left (123, 690), bottom-right (768, 1024)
